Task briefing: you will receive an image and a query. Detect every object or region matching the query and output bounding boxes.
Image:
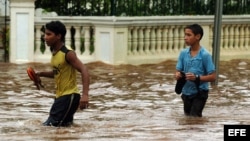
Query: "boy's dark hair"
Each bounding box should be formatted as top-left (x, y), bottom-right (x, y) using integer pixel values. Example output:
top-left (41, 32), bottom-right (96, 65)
top-left (185, 24), bottom-right (204, 40)
top-left (45, 21), bottom-right (66, 42)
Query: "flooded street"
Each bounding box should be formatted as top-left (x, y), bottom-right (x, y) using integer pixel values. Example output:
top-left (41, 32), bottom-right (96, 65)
top-left (0, 59), bottom-right (250, 141)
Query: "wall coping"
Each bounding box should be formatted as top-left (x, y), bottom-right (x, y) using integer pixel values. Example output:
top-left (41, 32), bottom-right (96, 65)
top-left (35, 15), bottom-right (250, 27)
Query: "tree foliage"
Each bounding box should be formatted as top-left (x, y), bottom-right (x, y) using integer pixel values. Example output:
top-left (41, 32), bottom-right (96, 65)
top-left (35, 0), bottom-right (250, 16)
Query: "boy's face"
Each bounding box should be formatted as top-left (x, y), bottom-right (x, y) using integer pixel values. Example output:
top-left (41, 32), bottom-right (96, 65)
top-left (184, 29), bottom-right (201, 46)
top-left (44, 29), bottom-right (61, 47)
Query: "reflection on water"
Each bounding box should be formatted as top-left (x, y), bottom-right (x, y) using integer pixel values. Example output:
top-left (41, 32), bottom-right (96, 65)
top-left (0, 59), bottom-right (250, 141)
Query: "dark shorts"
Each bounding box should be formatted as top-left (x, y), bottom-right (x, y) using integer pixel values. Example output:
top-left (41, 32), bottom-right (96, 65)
top-left (43, 93), bottom-right (80, 127)
top-left (181, 90), bottom-right (208, 117)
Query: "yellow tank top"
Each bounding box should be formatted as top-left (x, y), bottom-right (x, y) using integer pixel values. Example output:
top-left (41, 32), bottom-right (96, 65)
top-left (51, 46), bottom-right (79, 98)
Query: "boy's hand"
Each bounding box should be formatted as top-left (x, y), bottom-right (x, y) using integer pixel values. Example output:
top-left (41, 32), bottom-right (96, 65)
top-left (79, 94), bottom-right (89, 110)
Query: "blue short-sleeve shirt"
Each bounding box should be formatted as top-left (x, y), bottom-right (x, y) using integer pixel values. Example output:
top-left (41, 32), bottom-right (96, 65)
top-left (176, 47), bottom-right (215, 95)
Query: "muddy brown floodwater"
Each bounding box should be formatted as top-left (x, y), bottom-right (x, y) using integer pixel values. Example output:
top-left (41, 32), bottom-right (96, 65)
top-left (0, 59), bottom-right (250, 141)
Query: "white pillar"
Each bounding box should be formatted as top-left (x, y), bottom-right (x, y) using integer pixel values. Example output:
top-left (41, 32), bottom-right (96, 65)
top-left (9, 0), bottom-right (35, 63)
top-left (95, 23), bottom-right (128, 65)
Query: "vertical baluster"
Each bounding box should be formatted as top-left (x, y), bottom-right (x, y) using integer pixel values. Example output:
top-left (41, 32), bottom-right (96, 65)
top-left (132, 27), bottom-right (138, 55)
top-left (245, 25), bottom-right (250, 50)
top-left (162, 26), bottom-right (168, 53)
top-left (173, 26), bottom-right (179, 52)
top-left (127, 27), bottom-right (132, 55)
top-left (179, 26), bottom-right (185, 50)
top-left (150, 26), bottom-right (156, 54)
top-left (220, 25), bottom-right (224, 50)
top-left (209, 25), bottom-right (213, 51)
top-left (223, 25), bottom-right (229, 50)
top-left (138, 27), bottom-right (144, 55)
top-left (229, 25), bottom-right (234, 49)
top-left (65, 26), bottom-right (71, 47)
top-left (43, 25), bottom-right (51, 55)
top-left (179, 26), bottom-right (183, 50)
top-left (234, 25), bottom-right (239, 49)
top-left (35, 25), bottom-right (41, 55)
top-left (74, 26), bottom-right (81, 55)
top-left (156, 27), bottom-right (162, 53)
top-left (220, 25), bottom-right (224, 51)
top-left (83, 26), bottom-right (90, 55)
top-left (144, 26), bottom-right (150, 54)
top-left (239, 24), bottom-right (244, 50)
top-left (168, 26), bottom-right (174, 52)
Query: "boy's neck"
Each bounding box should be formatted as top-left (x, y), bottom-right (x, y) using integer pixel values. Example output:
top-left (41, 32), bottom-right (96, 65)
top-left (190, 43), bottom-right (200, 51)
top-left (52, 42), bottom-right (64, 54)
top-left (190, 43), bottom-right (201, 57)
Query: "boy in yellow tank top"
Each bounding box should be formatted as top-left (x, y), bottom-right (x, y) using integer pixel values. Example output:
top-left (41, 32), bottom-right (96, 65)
top-left (36, 21), bottom-right (90, 127)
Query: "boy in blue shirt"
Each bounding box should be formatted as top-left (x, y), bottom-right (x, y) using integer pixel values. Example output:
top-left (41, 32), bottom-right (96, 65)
top-left (175, 24), bottom-right (216, 117)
